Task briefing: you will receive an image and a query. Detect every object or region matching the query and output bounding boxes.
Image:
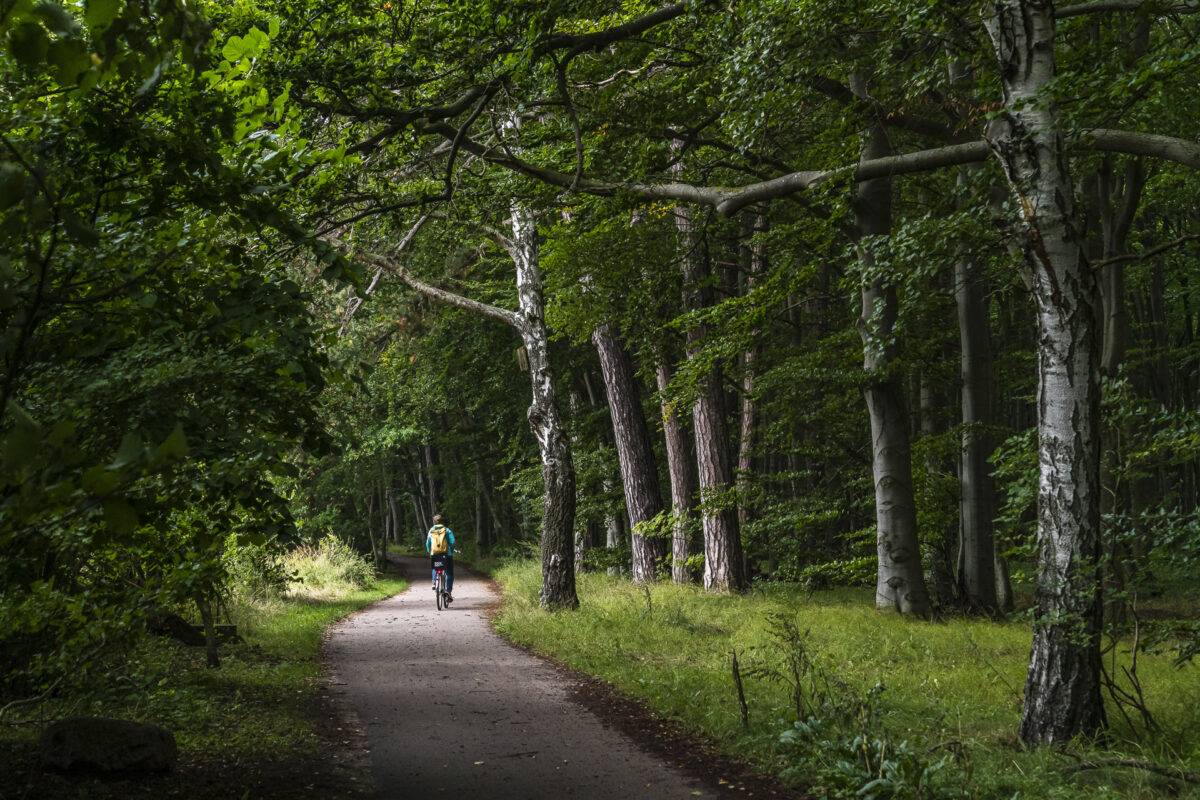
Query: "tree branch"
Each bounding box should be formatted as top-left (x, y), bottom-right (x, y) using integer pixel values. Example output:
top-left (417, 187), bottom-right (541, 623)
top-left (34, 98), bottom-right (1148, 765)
top-left (1058, 0), bottom-right (1200, 18)
top-left (418, 123), bottom-right (1200, 216)
top-left (1090, 233), bottom-right (1200, 267)
top-left (336, 215), bottom-right (521, 329)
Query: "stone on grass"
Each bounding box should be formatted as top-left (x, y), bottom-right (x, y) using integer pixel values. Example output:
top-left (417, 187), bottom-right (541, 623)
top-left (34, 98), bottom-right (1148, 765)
top-left (40, 717), bottom-right (178, 773)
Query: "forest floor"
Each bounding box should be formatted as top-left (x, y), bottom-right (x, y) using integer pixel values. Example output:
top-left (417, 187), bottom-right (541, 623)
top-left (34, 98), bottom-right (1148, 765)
top-left (0, 558), bottom-right (803, 800)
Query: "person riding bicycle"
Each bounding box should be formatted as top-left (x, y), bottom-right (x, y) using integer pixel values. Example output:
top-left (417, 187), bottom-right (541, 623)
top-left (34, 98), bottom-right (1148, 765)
top-left (426, 514), bottom-right (455, 603)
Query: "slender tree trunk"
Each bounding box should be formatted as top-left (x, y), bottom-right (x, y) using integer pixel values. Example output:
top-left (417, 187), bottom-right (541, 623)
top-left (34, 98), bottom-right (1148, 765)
top-left (409, 493), bottom-right (426, 544)
top-left (424, 444), bottom-right (442, 515)
top-left (196, 595), bottom-right (220, 669)
top-left (854, 114), bottom-right (931, 617)
top-left (920, 369), bottom-right (958, 609)
top-left (1091, 157), bottom-right (1146, 626)
top-left (511, 202), bottom-right (578, 609)
top-left (674, 195), bottom-right (747, 593)
top-left (656, 356), bottom-right (700, 584)
top-left (593, 323), bottom-right (667, 582)
top-left (984, 1), bottom-right (1105, 744)
top-left (475, 461), bottom-right (487, 552)
top-left (956, 170), bottom-right (999, 614)
top-left (737, 213), bottom-right (766, 559)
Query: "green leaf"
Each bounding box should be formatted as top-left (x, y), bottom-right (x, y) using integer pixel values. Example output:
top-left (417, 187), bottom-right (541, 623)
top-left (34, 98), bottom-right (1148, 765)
top-left (1, 426), bottom-right (41, 470)
top-left (33, 1), bottom-right (81, 36)
top-left (82, 464), bottom-right (118, 495)
top-left (103, 496), bottom-right (138, 534)
top-left (154, 423), bottom-right (188, 462)
top-left (221, 35), bottom-right (248, 63)
top-left (113, 432), bottom-right (144, 467)
top-left (0, 164), bottom-right (27, 211)
top-left (63, 212), bottom-right (100, 245)
top-left (9, 22), bottom-right (48, 67)
top-left (84, 0), bottom-right (122, 29)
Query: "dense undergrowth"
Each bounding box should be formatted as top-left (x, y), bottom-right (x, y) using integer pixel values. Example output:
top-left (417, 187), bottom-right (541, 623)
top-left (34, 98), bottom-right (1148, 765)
top-left (0, 538), bottom-right (404, 794)
top-left (492, 560), bottom-right (1200, 799)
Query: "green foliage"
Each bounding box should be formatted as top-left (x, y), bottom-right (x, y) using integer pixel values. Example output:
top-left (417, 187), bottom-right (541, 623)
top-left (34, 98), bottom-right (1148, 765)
top-left (285, 535), bottom-right (375, 595)
top-left (0, 0), bottom-right (344, 704)
top-left (1, 551), bottom-right (404, 789)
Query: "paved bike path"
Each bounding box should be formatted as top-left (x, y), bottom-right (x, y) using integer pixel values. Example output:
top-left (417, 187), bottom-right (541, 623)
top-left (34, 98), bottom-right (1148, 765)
top-left (324, 556), bottom-right (711, 799)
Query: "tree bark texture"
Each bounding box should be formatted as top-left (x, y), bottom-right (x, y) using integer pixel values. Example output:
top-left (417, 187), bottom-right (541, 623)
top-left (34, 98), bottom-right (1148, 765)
top-left (984, 0), bottom-right (1105, 744)
top-left (855, 119), bottom-right (932, 617)
top-left (593, 323), bottom-right (667, 582)
top-left (512, 202), bottom-right (579, 609)
top-left (955, 171), bottom-right (999, 614)
top-left (674, 199), bottom-right (747, 593)
top-left (737, 214), bottom-right (766, 542)
top-left (656, 356), bottom-right (701, 584)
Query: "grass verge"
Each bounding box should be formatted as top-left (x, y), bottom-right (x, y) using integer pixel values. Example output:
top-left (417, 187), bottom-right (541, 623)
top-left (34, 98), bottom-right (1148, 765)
top-left (492, 560), bottom-right (1200, 800)
top-left (1, 552), bottom-right (405, 799)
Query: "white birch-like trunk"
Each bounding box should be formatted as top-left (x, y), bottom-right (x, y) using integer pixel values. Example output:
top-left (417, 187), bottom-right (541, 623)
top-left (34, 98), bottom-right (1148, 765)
top-left (984, 0), bottom-right (1105, 744)
top-left (510, 202), bottom-right (579, 609)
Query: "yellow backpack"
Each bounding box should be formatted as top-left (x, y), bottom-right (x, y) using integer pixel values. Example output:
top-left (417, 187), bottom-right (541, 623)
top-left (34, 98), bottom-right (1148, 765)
top-left (429, 525), bottom-right (449, 555)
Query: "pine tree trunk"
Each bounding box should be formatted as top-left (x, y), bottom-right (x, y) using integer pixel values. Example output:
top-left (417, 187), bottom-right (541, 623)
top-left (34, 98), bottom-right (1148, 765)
top-left (983, 0), bottom-right (1105, 744)
top-left (855, 118), bottom-right (931, 617)
top-left (593, 323), bottom-right (667, 582)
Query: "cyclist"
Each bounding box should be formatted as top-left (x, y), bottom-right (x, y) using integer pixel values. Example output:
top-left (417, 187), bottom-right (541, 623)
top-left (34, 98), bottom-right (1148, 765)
top-left (426, 514), bottom-right (455, 603)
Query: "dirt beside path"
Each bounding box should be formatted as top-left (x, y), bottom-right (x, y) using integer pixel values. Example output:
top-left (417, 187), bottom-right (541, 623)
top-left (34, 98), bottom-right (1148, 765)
top-left (325, 556), bottom-right (797, 800)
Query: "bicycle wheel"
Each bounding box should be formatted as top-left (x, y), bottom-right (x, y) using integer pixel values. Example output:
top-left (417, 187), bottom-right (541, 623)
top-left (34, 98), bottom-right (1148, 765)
top-left (436, 572), bottom-right (445, 610)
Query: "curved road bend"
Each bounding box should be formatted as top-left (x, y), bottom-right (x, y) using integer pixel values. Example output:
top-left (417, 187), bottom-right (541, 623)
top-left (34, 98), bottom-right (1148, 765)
top-left (324, 555), bottom-right (711, 799)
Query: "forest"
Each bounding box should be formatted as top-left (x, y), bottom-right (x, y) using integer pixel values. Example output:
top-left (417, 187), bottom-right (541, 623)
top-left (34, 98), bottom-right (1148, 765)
top-left (3, 0), bottom-right (1200, 794)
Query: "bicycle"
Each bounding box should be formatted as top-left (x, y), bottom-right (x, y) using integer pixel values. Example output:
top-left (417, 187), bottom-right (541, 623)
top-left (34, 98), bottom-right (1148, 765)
top-left (431, 554), bottom-right (452, 610)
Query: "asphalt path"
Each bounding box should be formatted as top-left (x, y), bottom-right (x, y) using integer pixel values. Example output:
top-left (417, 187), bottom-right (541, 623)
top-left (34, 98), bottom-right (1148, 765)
top-left (324, 555), bottom-right (712, 800)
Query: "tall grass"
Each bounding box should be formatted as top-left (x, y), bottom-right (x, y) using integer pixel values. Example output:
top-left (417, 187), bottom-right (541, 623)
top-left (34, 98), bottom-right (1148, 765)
top-left (2, 540), bottom-right (405, 769)
top-left (493, 561), bottom-right (1200, 799)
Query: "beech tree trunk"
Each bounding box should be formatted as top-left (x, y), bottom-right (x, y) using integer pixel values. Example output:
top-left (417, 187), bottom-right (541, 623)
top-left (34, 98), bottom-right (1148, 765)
top-left (855, 118), bottom-right (931, 617)
top-left (593, 323), bottom-right (667, 582)
top-left (656, 356), bottom-right (700, 584)
top-left (984, 0), bottom-right (1105, 744)
top-left (737, 214), bottom-right (766, 553)
top-left (674, 198), bottom-right (747, 593)
top-left (955, 171), bottom-right (999, 614)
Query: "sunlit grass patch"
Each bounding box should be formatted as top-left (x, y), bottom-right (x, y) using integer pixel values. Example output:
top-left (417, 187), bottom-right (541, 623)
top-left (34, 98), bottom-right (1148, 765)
top-left (493, 560), bottom-right (1200, 799)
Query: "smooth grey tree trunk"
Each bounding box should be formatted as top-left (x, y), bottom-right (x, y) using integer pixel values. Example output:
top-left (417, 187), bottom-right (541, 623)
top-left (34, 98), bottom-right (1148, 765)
top-left (854, 117), bottom-right (932, 617)
top-left (955, 170), bottom-right (999, 614)
top-left (424, 444), bottom-right (441, 514)
top-left (592, 323), bottom-right (667, 582)
top-left (983, 0), bottom-right (1105, 744)
top-left (737, 214), bottom-right (766, 552)
top-left (673, 198), bottom-right (747, 593)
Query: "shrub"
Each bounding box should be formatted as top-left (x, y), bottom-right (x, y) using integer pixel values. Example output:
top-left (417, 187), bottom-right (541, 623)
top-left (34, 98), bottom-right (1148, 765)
top-left (285, 535), bottom-right (374, 596)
